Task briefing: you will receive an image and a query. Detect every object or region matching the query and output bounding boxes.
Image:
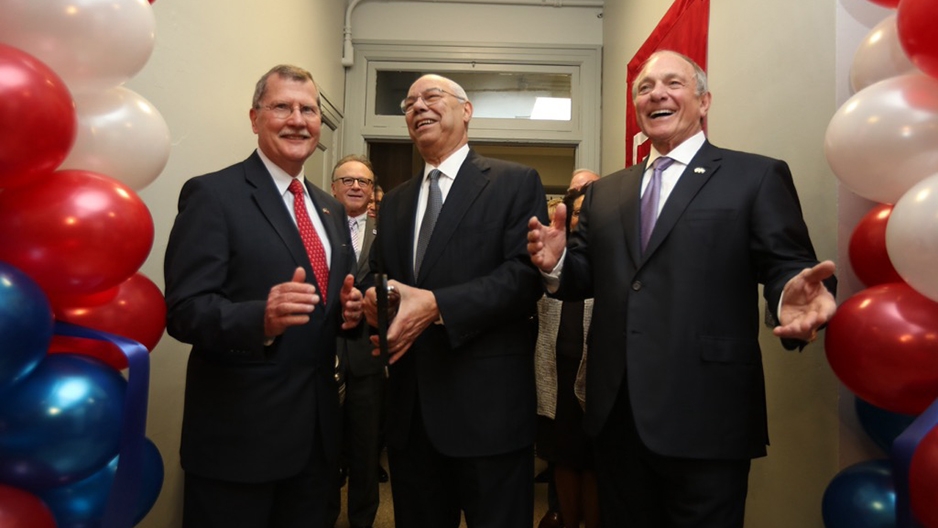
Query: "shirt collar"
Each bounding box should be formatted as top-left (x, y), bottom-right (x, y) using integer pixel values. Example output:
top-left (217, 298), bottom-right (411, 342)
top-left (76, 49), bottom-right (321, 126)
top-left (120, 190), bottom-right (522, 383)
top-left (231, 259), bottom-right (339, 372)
top-left (257, 148), bottom-right (305, 196)
top-left (424, 143), bottom-right (470, 182)
top-left (646, 131), bottom-right (706, 169)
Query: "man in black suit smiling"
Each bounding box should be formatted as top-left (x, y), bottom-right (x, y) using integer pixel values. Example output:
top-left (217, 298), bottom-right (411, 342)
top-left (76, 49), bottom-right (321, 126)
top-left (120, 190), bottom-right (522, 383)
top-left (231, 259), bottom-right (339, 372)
top-left (527, 51), bottom-right (837, 528)
top-left (165, 64), bottom-right (362, 528)
top-left (363, 73), bottom-right (548, 528)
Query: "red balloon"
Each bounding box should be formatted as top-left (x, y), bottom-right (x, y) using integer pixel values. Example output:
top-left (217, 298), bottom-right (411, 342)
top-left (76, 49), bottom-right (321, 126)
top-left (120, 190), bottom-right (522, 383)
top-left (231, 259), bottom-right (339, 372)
top-left (0, 170), bottom-right (154, 298)
top-left (49, 273), bottom-right (166, 370)
top-left (826, 283), bottom-right (938, 415)
top-left (0, 44), bottom-right (77, 189)
top-left (898, 0), bottom-right (938, 79)
top-left (849, 204), bottom-right (904, 287)
top-left (910, 423), bottom-right (938, 528)
top-left (0, 485), bottom-right (57, 528)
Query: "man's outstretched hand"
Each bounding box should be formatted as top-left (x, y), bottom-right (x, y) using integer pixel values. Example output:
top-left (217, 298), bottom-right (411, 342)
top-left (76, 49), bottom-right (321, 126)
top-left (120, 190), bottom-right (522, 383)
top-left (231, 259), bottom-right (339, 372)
top-left (774, 260), bottom-right (837, 343)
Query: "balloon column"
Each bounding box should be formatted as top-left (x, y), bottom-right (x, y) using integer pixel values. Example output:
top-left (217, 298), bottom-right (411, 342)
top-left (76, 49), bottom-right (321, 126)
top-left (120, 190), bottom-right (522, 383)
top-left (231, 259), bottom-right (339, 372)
top-left (0, 0), bottom-right (167, 526)
top-left (824, 0), bottom-right (938, 526)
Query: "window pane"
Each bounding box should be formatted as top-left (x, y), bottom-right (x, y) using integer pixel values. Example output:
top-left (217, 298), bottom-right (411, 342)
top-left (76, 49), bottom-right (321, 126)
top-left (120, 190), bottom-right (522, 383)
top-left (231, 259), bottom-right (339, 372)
top-left (376, 70), bottom-right (572, 121)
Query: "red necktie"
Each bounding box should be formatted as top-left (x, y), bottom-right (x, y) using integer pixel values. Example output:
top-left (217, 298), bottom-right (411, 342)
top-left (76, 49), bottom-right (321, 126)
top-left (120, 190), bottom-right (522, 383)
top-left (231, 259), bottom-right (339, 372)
top-left (288, 179), bottom-right (329, 302)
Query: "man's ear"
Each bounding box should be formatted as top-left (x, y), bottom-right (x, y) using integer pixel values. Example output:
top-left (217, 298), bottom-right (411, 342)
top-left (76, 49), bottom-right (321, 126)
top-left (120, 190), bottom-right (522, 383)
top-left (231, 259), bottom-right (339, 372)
top-left (462, 100), bottom-right (473, 124)
top-left (698, 92), bottom-right (712, 119)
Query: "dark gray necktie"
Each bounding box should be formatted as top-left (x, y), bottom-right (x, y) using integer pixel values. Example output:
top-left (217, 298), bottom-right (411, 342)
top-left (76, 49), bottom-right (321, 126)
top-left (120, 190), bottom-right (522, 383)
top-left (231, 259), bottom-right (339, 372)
top-left (415, 169), bottom-right (442, 277)
top-left (640, 156), bottom-right (674, 253)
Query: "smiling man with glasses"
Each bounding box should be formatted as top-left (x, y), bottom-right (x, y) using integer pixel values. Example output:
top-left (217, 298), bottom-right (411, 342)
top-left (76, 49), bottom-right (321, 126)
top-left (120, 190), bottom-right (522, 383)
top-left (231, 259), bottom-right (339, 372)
top-left (165, 64), bottom-right (363, 528)
top-left (363, 73), bottom-right (548, 528)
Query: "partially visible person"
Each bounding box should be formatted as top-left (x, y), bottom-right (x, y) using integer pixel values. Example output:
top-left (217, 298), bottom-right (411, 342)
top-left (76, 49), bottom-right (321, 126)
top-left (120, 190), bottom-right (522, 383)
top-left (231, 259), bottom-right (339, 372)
top-left (164, 64), bottom-right (363, 528)
top-left (535, 196), bottom-right (566, 528)
top-left (527, 50), bottom-right (836, 528)
top-left (362, 73), bottom-right (548, 528)
top-left (568, 168), bottom-right (600, 192)
top-left (535, 181), bottom-right (600, 528)
top-left (367, 184), bottom-right (384, 219)
top-left (329, 154), bottom-right (386, 528)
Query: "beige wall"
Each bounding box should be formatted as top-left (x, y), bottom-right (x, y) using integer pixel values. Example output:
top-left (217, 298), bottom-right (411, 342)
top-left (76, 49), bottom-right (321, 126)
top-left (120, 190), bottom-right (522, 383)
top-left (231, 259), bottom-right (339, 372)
top-left (126, 1), bottom-right (345, 526)
top-left (603, 1), bottom-right (840, 527)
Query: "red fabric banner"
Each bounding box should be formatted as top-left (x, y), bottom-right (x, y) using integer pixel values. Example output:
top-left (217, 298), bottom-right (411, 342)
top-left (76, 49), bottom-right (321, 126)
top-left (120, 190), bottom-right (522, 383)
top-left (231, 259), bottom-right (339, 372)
top-left (625, 0), bottom-right (710, 167)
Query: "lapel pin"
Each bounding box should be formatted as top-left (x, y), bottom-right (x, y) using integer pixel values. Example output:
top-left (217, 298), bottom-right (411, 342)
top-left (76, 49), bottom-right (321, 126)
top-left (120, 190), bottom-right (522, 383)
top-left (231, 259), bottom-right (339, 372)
top-left (694, 167), bottom-right (706, 174)
top-left (322, 208), bottom-right (330, 215)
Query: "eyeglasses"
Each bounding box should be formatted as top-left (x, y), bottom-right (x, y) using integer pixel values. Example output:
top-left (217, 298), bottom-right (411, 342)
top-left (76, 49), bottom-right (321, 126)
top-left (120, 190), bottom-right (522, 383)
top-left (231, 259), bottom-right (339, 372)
top-left (400, 87), bottom-right (466, 114)
top-left (333, 177), bottom-right (374, 188)
top-left (259, 102), bottom-right (321, 121)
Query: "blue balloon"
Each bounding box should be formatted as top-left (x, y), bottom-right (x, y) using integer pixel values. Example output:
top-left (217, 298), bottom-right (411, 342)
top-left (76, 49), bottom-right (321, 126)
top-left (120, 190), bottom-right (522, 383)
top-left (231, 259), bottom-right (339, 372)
top-left (0, 261), bottom-right (53, 392)
top-left (822, 459), bottom-right (897, 528)
top-left (856, 397), bottom-right (918, 453)
top-left (40, 437), bottom-right (164, 528)
top-left (0, 354), bottom-right (125, 491)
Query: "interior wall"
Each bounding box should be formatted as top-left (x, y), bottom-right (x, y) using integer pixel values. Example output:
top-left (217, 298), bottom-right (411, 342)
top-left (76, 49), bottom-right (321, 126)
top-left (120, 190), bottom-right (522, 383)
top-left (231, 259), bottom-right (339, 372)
top-left (603, 1), bottom-right (839, 527)
top-left (351, 1), bottom-right (603, 48)
top-left (124, 1), bottom-right (346, 526)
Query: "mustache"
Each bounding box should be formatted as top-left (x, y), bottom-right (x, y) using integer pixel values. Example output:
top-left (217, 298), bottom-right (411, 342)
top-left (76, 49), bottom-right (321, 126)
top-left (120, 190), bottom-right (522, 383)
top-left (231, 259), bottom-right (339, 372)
top-left (279, 128), bottom-right (311, 138)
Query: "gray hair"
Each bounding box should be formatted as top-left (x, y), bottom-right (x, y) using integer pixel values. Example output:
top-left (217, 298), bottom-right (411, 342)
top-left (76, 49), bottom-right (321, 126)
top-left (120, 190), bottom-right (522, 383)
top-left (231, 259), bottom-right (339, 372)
top-left (631, 51), bottom-right (708, 99)
top-left (252, 64), bottom-right (319, 109)
top-left (332, 154), bottom-right (375, 182)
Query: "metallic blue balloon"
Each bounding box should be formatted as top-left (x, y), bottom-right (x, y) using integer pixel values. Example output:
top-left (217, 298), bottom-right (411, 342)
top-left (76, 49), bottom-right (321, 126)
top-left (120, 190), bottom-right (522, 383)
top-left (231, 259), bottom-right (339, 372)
top-left (40, 437), bottom-right (164, 528)
top-left (822, 459), bottom-right (897, 528)
top-left (856, 397), bottom-right (918, 453)
top-left (0, 354), bottom-right (125, 491)
top-left (0, 261), bottom-right (53, 392)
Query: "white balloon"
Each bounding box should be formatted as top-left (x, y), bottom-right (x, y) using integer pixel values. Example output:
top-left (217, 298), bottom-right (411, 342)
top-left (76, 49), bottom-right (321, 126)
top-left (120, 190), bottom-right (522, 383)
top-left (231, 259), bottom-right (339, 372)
top-left (0, 0), bottom-right (155, 92)
top-left (886, 173), bottom-right (938, 303)
top-left (825, 73), bottom-right (938, 204)
top-left (850, 14), bottom-right (918, 93)
top-left (59, 87), bottom-right (170, 190)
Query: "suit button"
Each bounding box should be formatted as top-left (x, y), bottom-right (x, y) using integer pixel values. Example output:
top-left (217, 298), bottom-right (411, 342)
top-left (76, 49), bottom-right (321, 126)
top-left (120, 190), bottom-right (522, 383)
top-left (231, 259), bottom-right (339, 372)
top-left (632, 281), bottom-right (642, 291)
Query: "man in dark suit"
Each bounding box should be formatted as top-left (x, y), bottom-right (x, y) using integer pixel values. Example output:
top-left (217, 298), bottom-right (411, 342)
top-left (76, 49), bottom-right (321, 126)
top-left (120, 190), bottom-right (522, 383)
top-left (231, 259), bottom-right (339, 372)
top-left (330, 154), bottom-right (385, 528)
top-left (362, 74), bottom-right (548, 528)
top-left (164, 64), bottom-right (363, 528)
top-left (527, 51), bottom-right (837, 528)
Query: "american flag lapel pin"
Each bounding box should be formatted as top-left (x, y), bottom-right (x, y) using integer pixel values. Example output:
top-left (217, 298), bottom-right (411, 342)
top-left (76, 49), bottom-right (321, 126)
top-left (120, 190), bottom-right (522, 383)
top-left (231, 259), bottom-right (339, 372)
top-left (322, 208), bottom-right (331, 215)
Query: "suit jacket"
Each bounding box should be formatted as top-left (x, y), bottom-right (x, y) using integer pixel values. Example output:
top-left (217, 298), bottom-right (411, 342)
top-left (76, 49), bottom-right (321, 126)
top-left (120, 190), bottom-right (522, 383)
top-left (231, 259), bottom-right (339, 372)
top-left (338, 215), bottom-right (384, 377)
top-left (372, 150), bottom-right (548, 457)
top-left (164, 151), bottom-right (355, 482)
top-left (557, 141), bottom-right (831, 461)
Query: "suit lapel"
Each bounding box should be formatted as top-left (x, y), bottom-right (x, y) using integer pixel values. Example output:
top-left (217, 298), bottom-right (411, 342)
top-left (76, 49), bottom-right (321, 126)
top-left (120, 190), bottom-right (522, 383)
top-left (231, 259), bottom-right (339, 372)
top-left (357, 216), bottom-right (376, 282)
top-left (643, 141), bottom-right (722, 258)
top-left (618, 163), bottom-right (645, 269)
top-left (416, 152), bottom-right (488, 284)
top-left (394, 176), bottom-right (422, 284)
top-left (245, 154), bottom-right (310, 272)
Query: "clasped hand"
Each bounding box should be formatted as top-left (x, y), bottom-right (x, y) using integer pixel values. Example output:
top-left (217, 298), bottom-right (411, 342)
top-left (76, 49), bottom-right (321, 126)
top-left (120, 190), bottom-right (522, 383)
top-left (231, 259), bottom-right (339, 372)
top-left (364, 280), bottom-right (439, 364)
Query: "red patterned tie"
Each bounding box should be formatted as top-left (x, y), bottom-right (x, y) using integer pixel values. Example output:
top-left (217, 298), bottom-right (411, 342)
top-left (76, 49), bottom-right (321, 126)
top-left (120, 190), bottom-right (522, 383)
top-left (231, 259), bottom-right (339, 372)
top-left (288, 178), bottom-right (329, 303)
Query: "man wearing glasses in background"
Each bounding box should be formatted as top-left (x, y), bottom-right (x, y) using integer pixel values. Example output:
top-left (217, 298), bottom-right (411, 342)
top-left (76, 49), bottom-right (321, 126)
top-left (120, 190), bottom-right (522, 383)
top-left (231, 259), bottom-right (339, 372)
top-left (362, 74), bottom-right (548, 527)
top-left (165, 64), bottom-right (363, 528)
top-left (329, 154), bottom-right (387, 528)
